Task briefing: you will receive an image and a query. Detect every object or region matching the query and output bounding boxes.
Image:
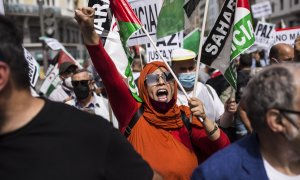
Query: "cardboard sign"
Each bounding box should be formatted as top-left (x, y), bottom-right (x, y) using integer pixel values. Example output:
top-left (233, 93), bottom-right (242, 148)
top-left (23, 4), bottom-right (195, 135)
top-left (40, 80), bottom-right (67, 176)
top-left (40, 37), bottom-right (65, 50)
top-left (146, 31), bottom-right (183, 62)
top-left (274, 26), bottom-right (300, 45)
top-left (254, 21), bottom-right (276, 48)
top-left (251, 1), bottom-right (272, 19)
top-left (128, 0), bottom-right (163, 46)
top-left (0, 0), bottom-right (4, 15)
top-left (24, 48), bottom-right (40, 87)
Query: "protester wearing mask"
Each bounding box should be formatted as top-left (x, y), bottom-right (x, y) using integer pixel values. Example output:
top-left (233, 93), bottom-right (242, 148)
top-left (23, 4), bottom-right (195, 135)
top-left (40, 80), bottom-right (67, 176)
top-left (65, 69), bottom-right (117, 127)
top-left (75, 7), bottom-right (230, 179)
top-left (48, 61), bottom-right (77, 102)
top-left (171, 49), bottom-right (237, 128)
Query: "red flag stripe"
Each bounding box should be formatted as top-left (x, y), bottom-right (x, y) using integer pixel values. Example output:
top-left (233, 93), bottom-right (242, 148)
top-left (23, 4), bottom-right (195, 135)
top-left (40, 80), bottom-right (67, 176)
top-left (110, 0), bottom-right (142, 24)
top-left (237, 0), bottom-right (250, 10)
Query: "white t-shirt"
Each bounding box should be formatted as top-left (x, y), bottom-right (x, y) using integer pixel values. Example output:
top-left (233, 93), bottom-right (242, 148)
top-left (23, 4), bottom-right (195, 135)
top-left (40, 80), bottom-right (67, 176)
top-left (263, 158), bottom-right (300, 180)
top-left (177, 82), bottom-right (224, 121)
top-left (66, 92), bottom-right (119, 129)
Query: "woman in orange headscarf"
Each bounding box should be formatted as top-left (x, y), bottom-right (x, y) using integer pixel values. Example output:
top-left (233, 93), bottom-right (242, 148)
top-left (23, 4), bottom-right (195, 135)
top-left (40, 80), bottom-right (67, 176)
top-left (76, 7), bottom-right (230, 180)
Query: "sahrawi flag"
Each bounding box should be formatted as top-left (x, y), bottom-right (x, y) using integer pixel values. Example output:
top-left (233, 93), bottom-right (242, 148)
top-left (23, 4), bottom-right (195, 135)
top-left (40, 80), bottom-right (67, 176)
top-left (157, 0), bottom-right (202, 39)
top-left (89, 0), bottom-right (142, 102)
top-left (39, 49), bottom-right (78, 96)
top-left (201, 0), bottom-right (255, 89)
top-left (156, 0), bottom-right (184, 39)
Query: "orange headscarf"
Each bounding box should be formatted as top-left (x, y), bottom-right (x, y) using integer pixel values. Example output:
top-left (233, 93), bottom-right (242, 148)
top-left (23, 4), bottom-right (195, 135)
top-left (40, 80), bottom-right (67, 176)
top-left (128, 61), bottom-right (202, 180)
top-left (137, 61), bottom-right (202, 129)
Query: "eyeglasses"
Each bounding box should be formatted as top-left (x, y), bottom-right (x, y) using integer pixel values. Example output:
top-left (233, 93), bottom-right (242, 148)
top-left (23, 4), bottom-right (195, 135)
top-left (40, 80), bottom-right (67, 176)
top-left (71, 80), bottom-right (90, 87)
top-left (276, 108), bottom-right (300, 129)
top-left (145, 71), bottom-right (174, 86)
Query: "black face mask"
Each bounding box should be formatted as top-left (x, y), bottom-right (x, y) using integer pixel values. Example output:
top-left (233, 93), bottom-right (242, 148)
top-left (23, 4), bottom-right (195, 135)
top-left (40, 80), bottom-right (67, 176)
top-left (74, 83), bottom-right (90, 100)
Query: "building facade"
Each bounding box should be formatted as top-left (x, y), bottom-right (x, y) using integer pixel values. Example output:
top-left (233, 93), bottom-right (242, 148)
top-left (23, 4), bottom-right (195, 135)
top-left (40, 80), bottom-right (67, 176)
top-left (3, 0), bottom-right (89, 64)
top-left (251, 0), bottom-right (300, 27)
top-left (185, 0), bottom-right (221, 35)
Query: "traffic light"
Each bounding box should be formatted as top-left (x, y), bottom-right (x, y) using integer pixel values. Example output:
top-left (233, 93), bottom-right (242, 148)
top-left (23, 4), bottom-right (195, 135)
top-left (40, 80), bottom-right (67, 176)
top-left (43, 7), bottom-right (56, 37)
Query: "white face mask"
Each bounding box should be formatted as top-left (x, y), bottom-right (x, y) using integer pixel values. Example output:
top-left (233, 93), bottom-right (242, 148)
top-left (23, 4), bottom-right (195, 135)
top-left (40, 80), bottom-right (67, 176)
top-left (132, 72), bottom-right (141, 81)
top-left (63, 77), bottom-right (73, 89)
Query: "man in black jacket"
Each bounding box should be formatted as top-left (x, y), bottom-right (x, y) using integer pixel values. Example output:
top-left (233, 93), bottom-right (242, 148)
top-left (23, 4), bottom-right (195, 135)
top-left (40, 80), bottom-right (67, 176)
top-left (0, 15), bottom-right (156, 180)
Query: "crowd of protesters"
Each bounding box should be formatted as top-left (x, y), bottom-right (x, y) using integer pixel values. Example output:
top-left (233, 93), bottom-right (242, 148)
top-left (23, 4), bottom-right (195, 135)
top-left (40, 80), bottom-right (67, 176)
top-left (1, 6), bottom-right (300, 180)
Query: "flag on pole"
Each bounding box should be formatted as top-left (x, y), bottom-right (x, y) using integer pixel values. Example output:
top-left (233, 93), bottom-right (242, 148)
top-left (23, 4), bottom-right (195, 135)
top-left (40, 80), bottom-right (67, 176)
top-left (24, 48), bottom-right (40, 87)
top-left (39, 50), bottom-right (78, 96)
top-left (183, 28), bottom-right (201, 55)
top-left (201, 0), bottom-right (255, 89)
top-left (110, 0), bottom-right (142, 44)
top-left (156, 0), bottom-right (184, 39)
top-left (89, 0), bottom-right (142, 102)
top-left (183, 0), bottom-right (201, 18)
top-left (0, 0), bottom-right (4, 15)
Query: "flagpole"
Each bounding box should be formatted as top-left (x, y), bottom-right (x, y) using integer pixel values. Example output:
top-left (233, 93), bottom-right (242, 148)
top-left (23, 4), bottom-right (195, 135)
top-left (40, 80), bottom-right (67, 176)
top-left (141, 26), bottom-right (190, 100)
top-left (193, 0), bottom-right (210, 97)
top-left (139, 47), bottom-right (144, 70)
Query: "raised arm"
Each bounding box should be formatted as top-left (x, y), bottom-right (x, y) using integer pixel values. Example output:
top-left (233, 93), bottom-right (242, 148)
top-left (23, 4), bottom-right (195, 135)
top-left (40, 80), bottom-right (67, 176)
top-left (189, 97), bottom-right (230, 163)
top-left (75, 8), bottom-right (139, 132)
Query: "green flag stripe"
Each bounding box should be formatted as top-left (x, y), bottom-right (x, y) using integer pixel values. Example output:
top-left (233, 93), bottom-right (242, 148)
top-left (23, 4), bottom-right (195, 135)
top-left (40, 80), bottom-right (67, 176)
top-left (46, 84), bottom-right (56, 96)
top-left (224, 67), bottom-right (237, 89)
top-left (118, 22), bottom-right (142, 43)
top-left (117, 22), bottom-right (143, 102)
top-left (156, 0), bottom-right (184, 39)
top-left (183, 29), bottom-right (201, 54)
top-left (230, 13), bottom-right (255, 60)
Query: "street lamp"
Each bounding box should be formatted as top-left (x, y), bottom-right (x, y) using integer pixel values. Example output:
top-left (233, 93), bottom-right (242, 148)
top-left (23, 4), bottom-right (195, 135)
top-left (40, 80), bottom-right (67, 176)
top-left (37, 0), bottom-right (48, 72)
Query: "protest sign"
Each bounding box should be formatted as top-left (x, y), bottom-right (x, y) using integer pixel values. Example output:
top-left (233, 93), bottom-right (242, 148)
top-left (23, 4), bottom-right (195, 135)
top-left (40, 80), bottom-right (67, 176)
top-left (146, 31), bottom-right (183, 62)
top-left (274, 26), bottom-right (300, 45)
top-left (251, 1), bottom-right (272, 19)
top-left (128, 0), bottom-right (163, 46)
top-left (24, 48), bottom-right (40, 87)
top-left (0, 0), bottom-right (4, 15)
top-left (254, 21), bottom-right (275, 48)
top-left (39, 37), bottom-right (65, 50)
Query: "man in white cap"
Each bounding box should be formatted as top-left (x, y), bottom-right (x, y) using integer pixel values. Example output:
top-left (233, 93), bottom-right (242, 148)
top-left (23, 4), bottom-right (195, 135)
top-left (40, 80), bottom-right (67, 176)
top-left (171, 48), bottom-right (237, 128)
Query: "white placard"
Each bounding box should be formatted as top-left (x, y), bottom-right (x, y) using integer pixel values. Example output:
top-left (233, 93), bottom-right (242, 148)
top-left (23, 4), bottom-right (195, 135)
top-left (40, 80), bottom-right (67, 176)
top-left (251, 1), bottom-right (272, 19)
top-left (254, 21), bottom-right (276, 48)
top-left (274, 27), bottom-right (300, 45)
top-left (24, 48), bottom-right (40, 87)
top-left (0, 0), bottom-right (4, 15)
top-left (128, 0), bottom-right (163, 46)
top-left (39, 37), bottom-right (65, 50)
top-left (146, 31), bottom-right (183, 63)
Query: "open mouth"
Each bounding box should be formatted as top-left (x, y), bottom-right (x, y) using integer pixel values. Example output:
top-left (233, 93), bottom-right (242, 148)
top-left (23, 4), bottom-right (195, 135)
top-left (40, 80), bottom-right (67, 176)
top-left (156, 89), bottom-right (168, 102)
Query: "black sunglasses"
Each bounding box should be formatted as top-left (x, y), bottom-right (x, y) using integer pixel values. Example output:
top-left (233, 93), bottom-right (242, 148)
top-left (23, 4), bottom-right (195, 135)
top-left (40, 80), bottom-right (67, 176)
top-left (276, 108), bottom-right (300, 129)
top-left (145, 71), bottom-right (174, 86)
top-left (71, 80), bottom-right (90, 87)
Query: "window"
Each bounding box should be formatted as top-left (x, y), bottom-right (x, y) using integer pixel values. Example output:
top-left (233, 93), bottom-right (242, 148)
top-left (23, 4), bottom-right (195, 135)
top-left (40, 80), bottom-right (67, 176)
top-left (45, 0), bottom-right (55, 6)
top-left (272, 2), bottom-right (275, 11)
top-left (67, 0), bottom-right (74, 10)
top-left (280, 0), bottom-right (284, 10)
top-left (5, 0), bottom-right (18, 4)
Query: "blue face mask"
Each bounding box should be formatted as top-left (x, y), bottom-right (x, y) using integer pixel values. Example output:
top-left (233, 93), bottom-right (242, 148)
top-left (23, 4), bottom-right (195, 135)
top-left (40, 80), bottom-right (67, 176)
top-left (178, 72), bottom-right (196, 89)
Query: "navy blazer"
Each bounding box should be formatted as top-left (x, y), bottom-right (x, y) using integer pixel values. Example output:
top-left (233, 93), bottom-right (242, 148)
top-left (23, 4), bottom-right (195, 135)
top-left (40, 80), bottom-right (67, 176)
top-left (192, 134), bottom-right (268, 180)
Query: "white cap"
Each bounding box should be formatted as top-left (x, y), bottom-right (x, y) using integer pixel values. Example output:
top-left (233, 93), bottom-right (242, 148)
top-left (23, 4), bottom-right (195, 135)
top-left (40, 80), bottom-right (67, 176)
top-left (171, 48), bottom-right (196, 61)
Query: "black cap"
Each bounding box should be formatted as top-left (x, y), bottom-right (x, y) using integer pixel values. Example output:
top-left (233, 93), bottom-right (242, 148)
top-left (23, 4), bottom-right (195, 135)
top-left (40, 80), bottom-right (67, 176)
top-left (59, 62), bottom-right (77, 75)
